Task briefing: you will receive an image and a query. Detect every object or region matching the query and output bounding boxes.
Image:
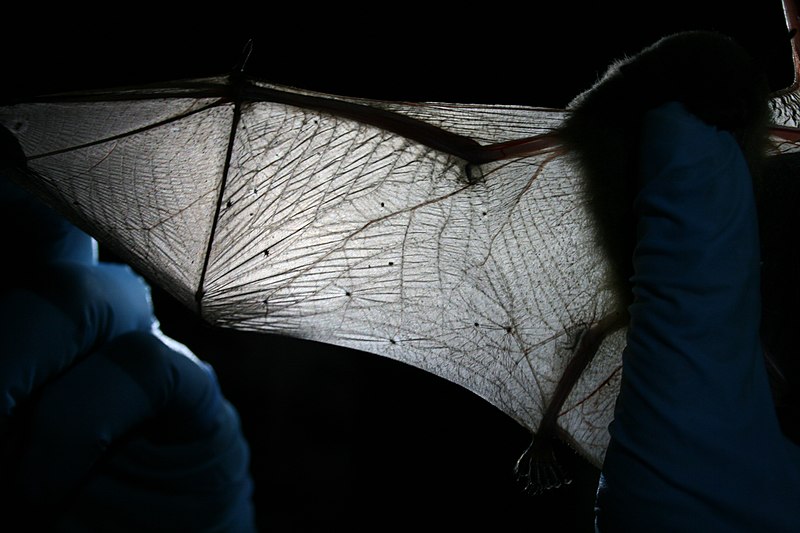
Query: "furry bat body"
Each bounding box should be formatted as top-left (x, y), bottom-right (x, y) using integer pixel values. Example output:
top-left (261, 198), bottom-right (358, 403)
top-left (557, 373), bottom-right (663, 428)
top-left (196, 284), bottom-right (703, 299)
top-left (560, 31), bottom-right (771, 311)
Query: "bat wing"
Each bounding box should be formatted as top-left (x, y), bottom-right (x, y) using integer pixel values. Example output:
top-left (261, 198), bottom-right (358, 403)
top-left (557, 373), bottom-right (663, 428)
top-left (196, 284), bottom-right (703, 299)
top-left (0, 76), bottom-right (623, 468)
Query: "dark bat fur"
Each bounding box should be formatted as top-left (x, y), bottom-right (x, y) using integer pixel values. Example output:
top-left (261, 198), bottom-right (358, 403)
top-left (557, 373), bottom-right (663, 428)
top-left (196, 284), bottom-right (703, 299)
top-left (559, 31), bottom-right (771, 312)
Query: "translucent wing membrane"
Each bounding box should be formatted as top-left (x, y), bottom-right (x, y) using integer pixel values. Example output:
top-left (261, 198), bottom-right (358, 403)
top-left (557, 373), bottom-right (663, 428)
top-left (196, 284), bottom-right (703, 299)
top-left (0, 78), bottom-right (624, 467)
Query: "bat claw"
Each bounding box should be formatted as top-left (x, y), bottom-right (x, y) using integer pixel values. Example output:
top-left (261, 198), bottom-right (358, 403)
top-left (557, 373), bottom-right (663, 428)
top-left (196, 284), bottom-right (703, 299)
top-left (513, 436), bottom-right (573, 495)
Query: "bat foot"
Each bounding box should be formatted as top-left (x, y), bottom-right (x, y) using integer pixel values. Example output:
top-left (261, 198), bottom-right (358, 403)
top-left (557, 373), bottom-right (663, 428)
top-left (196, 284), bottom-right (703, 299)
top-left (513, 436), bottom-right (573, 495)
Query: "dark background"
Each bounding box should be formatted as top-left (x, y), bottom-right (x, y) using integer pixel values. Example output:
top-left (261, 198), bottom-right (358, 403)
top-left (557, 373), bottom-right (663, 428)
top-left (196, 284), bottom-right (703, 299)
top-left (2, 3), bottom-right (794, 530)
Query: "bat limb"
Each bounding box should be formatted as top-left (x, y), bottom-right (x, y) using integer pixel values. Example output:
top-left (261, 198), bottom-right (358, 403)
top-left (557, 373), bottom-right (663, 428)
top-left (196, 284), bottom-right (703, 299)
top-left (514, 311), bottom-right (627, 494)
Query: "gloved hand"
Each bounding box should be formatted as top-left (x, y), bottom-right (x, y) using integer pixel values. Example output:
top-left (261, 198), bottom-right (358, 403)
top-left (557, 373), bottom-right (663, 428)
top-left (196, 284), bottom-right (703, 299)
top-left (595, 102), bottom-right (800, 532)
top-left (16, 331), bottom-right (256, 532)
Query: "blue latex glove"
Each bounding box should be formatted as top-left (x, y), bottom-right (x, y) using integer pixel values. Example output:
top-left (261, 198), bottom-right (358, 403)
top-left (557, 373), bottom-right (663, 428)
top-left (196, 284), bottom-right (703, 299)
top-left (0, 263), bottom-right (155, 424)
top-left (16, 331), bottom-right (256, 532)
top-left (595, 102), bottom-right (800, 531)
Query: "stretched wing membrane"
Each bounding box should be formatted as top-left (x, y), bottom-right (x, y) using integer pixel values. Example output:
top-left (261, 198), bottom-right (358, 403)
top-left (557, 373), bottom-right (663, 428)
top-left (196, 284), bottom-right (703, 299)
top-left (2, 88), bottom-right (232, 309)
top-left (0, 78), bottom-right (623, 467)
